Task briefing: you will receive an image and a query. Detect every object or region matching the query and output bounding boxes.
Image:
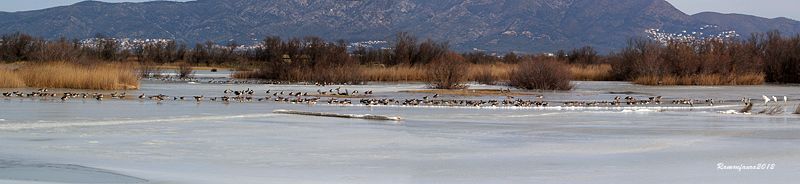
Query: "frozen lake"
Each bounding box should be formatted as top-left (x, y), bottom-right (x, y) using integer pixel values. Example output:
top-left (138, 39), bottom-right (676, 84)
top-left (1, 80), bottom-right (799, 183)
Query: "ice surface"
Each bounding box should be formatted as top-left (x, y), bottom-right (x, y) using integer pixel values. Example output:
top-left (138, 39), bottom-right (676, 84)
top-left (1, 81), bottom-right (800, 183)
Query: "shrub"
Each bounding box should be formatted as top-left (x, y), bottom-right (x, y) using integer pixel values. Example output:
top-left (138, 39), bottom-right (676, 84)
top-left (139, 61), bottom-right (161, 77)
top-left (175, 62), bottom-right (194, 78)
top-left (426, 52), bottom-right (470, 89)
top-left (508, 56), bottom-right (574, 90)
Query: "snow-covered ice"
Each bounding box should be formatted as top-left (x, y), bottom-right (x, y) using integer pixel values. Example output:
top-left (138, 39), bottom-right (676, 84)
top-left (1, 81), bottom-right (799, 183)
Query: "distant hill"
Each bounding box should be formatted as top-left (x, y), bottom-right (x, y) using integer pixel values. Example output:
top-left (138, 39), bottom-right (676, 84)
top-left (0, 0), bottom-right (763, 54)
top-left (692, 12), bottom-right (800, 36)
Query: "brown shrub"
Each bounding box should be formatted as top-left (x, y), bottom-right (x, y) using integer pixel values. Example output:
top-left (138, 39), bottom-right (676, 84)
top-left (138, 61), bottom-right (161, 77)
top-left (427, 52), bottom-right (470, 89)
top-left (508, 57), bottom-right (574, 90)
top-left (175, 62), bottom-right (195, 78)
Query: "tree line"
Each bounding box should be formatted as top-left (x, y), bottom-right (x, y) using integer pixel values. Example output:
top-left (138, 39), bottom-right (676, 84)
top-left (2, 30), bottom-right (799, 85)
top-left (608, 30), bottom-right (800, 83)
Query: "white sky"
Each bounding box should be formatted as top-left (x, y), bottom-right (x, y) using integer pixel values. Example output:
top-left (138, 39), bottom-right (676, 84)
top-left (0, 0), bottom-right (797, 21)
top-left (666, 0), bottom-right (798, 20)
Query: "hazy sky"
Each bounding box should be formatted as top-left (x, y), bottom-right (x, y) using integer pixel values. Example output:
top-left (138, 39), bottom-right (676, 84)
top-left (0, 0), bottom-right (797, 21)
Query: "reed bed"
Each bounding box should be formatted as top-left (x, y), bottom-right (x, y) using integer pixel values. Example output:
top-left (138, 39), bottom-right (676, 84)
top-left (361, 65), bottom-right (427, 82)
top-left (4, 61), bottom-right (140, 90)
top-left (466, 63), bottom-right (512, 84)
top-left (633, 73), bottom-right (765, 85)
top-left (359, 63), bottom-right (513, 83)
top-left (0, 68), bottom-right (25, 88)
top-left (570, 64), bottom-right (612, 81)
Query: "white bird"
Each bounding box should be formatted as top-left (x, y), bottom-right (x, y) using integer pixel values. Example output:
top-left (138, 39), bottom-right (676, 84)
top-left (784, 96), bottom-right (788, 103)
top-left (773, 96), bottom-right (778, 104)
top-left (763, 95), bottom-right (770, 105)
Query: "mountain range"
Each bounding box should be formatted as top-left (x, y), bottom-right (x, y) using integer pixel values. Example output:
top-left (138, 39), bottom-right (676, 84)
top-left (0, 0), bottom-right (798, 54)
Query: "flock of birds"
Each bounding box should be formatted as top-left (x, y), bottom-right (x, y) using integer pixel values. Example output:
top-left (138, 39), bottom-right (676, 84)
top-left (144, 77), bottom-right (353, 86)
top-left (3, 88), bottom-right (792, 109)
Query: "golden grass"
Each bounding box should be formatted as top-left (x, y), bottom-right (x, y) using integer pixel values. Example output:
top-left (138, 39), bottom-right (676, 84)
top-left (401, 89), bottom-right (530, 96)
top-left (2, 61), bottom-right (141, 90)
top-left (361, 64), bottom-right (427, 82)
top-left (0, 68), bottom-right (26, 88)
top-left (570, 64), bottom-right (612, 81)
top-left (633, 73), bottom-right (765, 85)
top-left (466, 63), bottom-right (512, 81)
top-left (359, 63), bottom-right (514, 82)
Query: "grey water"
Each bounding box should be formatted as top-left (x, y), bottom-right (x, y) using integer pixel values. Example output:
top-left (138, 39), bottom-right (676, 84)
top-left (1, 79), bottom-right (799, 183)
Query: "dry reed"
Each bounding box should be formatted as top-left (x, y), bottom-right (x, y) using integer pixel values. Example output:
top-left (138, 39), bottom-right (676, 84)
top-left (0, 68), bottom-right (26, 88)
top-left (570, 64), bottom-right (612, 81)
top-left (466, 63), bottom-right (512, 83)
top-left (633, 73), bottom-right (765, 86)
top-left (402, 89), bottom-right (529, 96)
top-left (361, 64), bottom-right (427, 82)
top-left (10, 61), bottom-right (140, 90)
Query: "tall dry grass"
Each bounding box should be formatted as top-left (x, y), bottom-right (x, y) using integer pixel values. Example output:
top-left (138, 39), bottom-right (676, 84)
top-left (570, 64), bottom-right (612, 81)
top-left (361, 64), bottom-right (427, 82)
top-left (466, 63), bottom-right (512, 83)
top-left (633, 73), bottom-right (765, 85)
top-left (7, 61), bottom-right (140, 90)
top-left (0, 68), bottom-right (26, 88)
top-left (359, 63), bottom-right (513, 83)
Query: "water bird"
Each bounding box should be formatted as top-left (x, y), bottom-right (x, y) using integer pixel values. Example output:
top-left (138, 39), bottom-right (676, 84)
top-left (194, 95), bottom-right (204, 102)
top-left (763, 95), bottom-right (770, 105)
top-left (773, 96), bottom-right (778, 104)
